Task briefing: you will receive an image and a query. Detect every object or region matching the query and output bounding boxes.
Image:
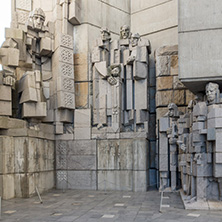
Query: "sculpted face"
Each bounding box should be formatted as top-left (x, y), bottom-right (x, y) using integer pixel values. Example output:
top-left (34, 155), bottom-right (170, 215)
top-left (101, 30), bottom-right (111, 41)
top-left (33, 14), bottom-right (44, 31)
top-left (168, 103), bottom-right (178, 118)
top-left (206, 83), bottom-right (219, 104)
top-left (120, 25), bottom-right (130, 39)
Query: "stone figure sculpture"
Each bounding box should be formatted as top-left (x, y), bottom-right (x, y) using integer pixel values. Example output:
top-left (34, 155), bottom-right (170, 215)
top-left (0, 8), bottom-right (75, 133)
top-left (92, 25), bottom-right (151, 133)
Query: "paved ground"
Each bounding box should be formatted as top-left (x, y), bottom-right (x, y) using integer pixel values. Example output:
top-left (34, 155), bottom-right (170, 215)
top-left (1, 190), bottom-right (222, 222)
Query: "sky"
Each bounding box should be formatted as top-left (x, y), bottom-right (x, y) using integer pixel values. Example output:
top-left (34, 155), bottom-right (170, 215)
top-left (0, 1), bottom-right (11, 46)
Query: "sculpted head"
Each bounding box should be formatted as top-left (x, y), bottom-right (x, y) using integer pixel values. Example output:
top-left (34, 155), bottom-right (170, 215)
top-left (100, 27), bottom-right (111, 41)
top-left (206, 82), bottom-right (220, 104)
top-left (29, 8), bottom-right (45, 31)
top-left (131, 33), bottom-right (140, 47)
top-left (168, 103), bottom-right (178, 118)
top-left (120, 25), bottom-right (131, 39)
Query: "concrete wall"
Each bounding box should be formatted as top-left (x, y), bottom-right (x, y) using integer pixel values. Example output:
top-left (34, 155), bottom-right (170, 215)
top-left (0, 117), bottom-right (55, 199)
top-left (178, 0), bottom-right (222, 93)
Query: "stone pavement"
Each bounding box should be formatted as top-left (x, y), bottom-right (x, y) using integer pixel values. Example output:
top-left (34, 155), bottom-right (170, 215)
top-left (1, 190), bottom-right (222, 222)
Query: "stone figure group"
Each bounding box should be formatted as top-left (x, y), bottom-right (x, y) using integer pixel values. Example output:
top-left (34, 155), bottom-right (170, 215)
top-left (92, 25), bottom-right (151, 133)
top-left (159, 82), bottom-right (222, 202)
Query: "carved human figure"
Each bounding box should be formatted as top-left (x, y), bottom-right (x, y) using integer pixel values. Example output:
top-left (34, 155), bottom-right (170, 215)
top-left (0, 8), bottom-right (75, 125)
top-left (206, 82), bottom-right (220, 104)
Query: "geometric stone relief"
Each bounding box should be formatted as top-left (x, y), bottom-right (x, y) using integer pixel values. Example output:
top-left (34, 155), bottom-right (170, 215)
top-left (60, 34), bottom-right (73, 49)
top-left (16, 0), bottom-right (32, 11)
top-left (60, 63), bottom-right (74, 79)
top-left (57, 91), bottom-right (75, 109)
top-left (57, 77), bottom-right (74, 93)
top-left (56, 141), bottom-right (67, 155)
top-left (57, 171), bottom-right (68, 182)
top-left (59, 48), bottom-right (73, 65)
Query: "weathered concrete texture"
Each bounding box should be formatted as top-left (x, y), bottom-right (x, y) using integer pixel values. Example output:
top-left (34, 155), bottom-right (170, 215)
top-left (97, 139), bottom-right (148, 191)
top-left (0, 135), bottom-right (55, 199)
top-left (131, 0), bottom-right (178, 36)
top-left (179, 0), bottom-right (222, 92)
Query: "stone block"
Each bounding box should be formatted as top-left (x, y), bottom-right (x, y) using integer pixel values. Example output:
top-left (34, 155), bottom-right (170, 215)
top-left (135, 79), bottom-right (147, 110)
top-left (67, 170), bottom-right (96, 190)
top-left (98, 139), bottom-right (133, 170)
top-left (5, 28), bottom-right (24, 40)
top-left (40, 37), bottom-right (52, 56)
top-left (133, 171), bottom-right (147, 191)
top-left (136, 110), bottom-right (148, 124)
top-left (0, 101), bottom-right (12, 116)
top-left (214, 153), bottom-right (222, 164)
top-left (20, 88), bottom-right (38, 104)
top-left (193, 102), bottom-right (207, 117)
top-left (133, 139), bottom-right (148, 170)
top-left (159, 117), bottom-right (169, 132)
top-left (18, 72), bottom-right (35, 93)
top-left (75, 82), bottom-right (88, 108)
top-left (207, 128), bottom-right (216, 141)
top-left (0, 85), bottom-right (11, 101)
top-left (156, 90), bottom-right (173, 107)
top-left (157, 76), bottom-right (173, 90)
top-left (0, 136), bottom-right (15, 174)
top-left (0, 174), bottom-right (15, 200)
top-left (55, 109), bottom-right (73, 123)
top-left (0, 48), bottom-right (19, 67)
top-left (159, 133), bottom-right (168, 155)
top-left (67, 155), bottom-right (96, 170)
top-left (68, 140), bottom-right (96, 155)
top-left (57, 91), bottom-right (75, 109)
top-left (133, 61), bottom-right (148, 80)
top-left (55, 123), bottom-right (63, 135)
top-left (74, 127), bottom-right (91, 140)
top-left (155, 56), bottom-right (170, 76)
top-left (74, 109), bottom-right (91, 128)
top-left (69, 0), bottom-right (81, 25)
top-left (22, 102), bottom-right (47, 118)
top-left (215, 132), bottom-right (222, 152)
top-left (170, 55), bottom-right (179, 75)
top-left (208, 108), bottom-right (222, 119)
top-left (159, 154), bottom-right (168, 171)
top-left (213, 164), bottom-right (222, 178)
top-left (98, 170), bottom-right (132, 191)
top-left (155, 45), bottom-right (178, 57)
